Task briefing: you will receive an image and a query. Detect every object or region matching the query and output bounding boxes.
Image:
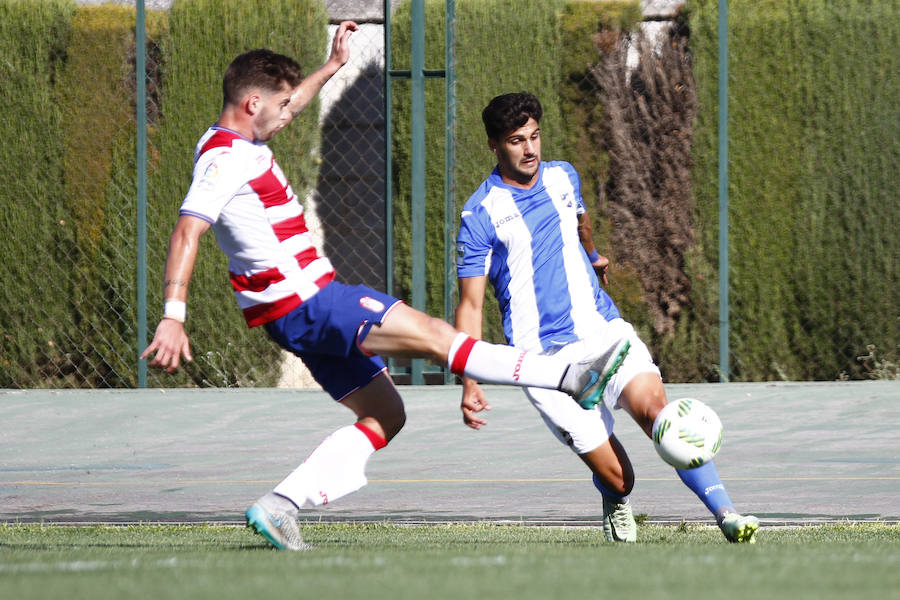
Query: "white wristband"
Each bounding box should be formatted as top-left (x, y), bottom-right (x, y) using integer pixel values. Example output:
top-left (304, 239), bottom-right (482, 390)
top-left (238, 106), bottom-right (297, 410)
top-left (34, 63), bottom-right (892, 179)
top-left (163, 300), bottom-right (186, 323)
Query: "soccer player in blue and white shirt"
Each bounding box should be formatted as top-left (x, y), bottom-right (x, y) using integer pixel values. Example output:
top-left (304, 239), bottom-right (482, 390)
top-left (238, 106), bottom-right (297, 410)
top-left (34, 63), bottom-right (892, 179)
top-left (456, 92), bottom-right (759, 543)
top-left (141, 29), bottom-right (628, 551)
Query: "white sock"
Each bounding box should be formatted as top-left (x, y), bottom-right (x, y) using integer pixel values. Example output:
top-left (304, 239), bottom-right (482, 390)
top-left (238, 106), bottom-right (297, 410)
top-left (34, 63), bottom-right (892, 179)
top-left (273, 424), bottom-right (383, 508)
top-left (447, 332), bottom-right (568, 389)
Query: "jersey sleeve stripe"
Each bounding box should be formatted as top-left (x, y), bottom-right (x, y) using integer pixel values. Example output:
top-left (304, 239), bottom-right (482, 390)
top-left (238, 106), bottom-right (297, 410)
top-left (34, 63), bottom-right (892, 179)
top-left (300, 257), bottom-right (335, 282)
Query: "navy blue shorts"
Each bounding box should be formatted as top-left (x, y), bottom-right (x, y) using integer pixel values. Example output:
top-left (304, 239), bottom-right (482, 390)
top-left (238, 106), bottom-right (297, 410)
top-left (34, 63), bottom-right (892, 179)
top-left (264, 282), bottom-right (403, 401)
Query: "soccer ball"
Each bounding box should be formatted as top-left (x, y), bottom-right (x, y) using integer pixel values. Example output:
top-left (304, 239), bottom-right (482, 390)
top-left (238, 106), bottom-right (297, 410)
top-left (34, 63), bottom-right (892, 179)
top-left (651, 398), bottom-right (723, 469)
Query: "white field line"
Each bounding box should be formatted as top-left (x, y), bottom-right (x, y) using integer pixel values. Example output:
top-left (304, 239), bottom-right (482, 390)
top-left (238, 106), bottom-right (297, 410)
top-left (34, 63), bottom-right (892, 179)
top-left (0, 557), bottom-right (178, 574)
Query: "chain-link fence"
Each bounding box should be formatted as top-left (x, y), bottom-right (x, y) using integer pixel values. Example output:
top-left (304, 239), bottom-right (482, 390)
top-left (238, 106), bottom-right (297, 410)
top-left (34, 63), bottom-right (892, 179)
top-left (1, 2), bottom-right (149, 388)
top-left (280, 7), bottom-right (391, 386)
top-left (0, 0), bottom-right (362, 389)
top-left (1, 0), bottom-right (896, 389)
top-left (388, 0), bottom-right (897, 383)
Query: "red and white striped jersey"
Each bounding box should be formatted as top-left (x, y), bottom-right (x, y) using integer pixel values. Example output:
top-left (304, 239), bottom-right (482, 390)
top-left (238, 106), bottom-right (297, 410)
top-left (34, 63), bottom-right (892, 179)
top-left (180, 126), bottom-right (335, 327)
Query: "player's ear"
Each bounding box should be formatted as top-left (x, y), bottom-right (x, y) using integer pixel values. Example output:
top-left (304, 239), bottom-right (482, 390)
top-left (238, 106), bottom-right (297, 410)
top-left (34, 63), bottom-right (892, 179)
top-left (244, 92), bottom-right (261, 116)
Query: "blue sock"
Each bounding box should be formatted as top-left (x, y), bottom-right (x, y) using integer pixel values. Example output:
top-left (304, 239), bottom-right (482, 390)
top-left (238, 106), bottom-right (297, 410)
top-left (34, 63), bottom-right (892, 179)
top-left (675, 461), bottom-right (734, 521)
top-left (592, 474), bottom-right (628, 503)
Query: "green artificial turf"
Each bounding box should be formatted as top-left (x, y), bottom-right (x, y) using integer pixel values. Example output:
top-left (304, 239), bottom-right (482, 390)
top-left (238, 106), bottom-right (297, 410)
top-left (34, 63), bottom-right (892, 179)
top-left (1, 523), bottom-right (898, 600)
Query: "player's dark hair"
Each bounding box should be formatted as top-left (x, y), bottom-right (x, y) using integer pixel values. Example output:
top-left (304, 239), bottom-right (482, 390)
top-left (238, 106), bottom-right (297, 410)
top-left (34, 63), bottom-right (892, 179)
top-left (222, 49), bottom-right (304, 106)
top-left (482, 92), bottom-right (543, 140)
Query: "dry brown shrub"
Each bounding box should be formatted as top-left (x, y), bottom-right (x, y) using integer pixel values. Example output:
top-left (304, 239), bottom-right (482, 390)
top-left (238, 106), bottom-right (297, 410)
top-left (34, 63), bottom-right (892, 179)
top-left (593, 24), bottom-right (697, 335)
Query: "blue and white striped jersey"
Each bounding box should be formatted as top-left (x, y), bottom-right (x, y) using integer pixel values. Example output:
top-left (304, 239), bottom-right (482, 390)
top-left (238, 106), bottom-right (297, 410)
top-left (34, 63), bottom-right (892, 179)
top-left (456, 161), bottom-right (620, 352)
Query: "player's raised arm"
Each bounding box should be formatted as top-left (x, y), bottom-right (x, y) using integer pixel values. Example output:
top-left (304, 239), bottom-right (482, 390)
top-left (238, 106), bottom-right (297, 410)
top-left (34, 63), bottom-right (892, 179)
top-left (140, 214), bottom-right (211, 373)
top-left (288, 20), bottom-right (358, 117)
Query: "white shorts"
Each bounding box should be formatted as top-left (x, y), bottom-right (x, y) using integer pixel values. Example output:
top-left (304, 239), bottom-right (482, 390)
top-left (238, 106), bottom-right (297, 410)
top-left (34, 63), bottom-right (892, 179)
top-left (523, 318), bottom-right (660, 455)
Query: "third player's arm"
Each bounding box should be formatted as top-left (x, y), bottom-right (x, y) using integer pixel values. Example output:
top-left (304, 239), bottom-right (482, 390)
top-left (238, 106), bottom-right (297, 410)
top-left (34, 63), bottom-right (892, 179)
top-left (456, 276), bottom-right (491, 428)
top-left (455, 276), bottom-right (486, 340)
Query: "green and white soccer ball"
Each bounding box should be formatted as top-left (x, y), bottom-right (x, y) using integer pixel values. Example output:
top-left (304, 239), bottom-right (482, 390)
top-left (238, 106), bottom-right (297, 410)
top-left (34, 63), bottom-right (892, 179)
top-left (651, 398), bottom-right (724, 469)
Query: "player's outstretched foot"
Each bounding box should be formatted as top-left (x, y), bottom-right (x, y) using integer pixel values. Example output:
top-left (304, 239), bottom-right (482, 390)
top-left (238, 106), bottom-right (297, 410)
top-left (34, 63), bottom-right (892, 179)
top-left (603, 497), bottom-right (637, 543)
top-left (719, 513), bottom-right (759, 543)
top-left (560, 338), bottom-right (631, 409)
top-left (246, 492), bottom-right (308, 551)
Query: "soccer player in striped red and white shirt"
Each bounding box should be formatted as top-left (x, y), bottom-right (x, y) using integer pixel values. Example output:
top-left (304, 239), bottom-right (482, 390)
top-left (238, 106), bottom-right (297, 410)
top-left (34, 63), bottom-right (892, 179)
top-left (141, 24), bottom-right (632, 550)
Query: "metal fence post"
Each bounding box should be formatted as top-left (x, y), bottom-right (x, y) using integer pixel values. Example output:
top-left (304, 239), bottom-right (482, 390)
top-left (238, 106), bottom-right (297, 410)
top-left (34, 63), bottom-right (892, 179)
top-left (384, 0), bottom-right (451, 385)
top-left (718, 0), bottom-right (730, 382)
top-left (136, 0), bottom-right (148, 388)
top-left (384, 0), bottom-right (394, 305)
top-left (409, 0), bottom-right (427, 385)
top-left (443, 0), bottom-right (456, 384)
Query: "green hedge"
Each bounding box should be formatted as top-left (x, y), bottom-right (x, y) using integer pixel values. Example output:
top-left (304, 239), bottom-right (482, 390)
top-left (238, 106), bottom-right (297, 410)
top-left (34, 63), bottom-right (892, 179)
top-left (558, 1), bottom-right (643, 202)
top-left (688, 0), bottom-right (899, 380)
top-left (0, 0), bottom-right (327, 387)
top-left (60, 6), bottom-right (149, 386)
top-left (2, 0), bottom-right (896, 386)
top-left (389, 0), bottom-right (897, 380)
top-left (0, 0), bottom-right (75, 386)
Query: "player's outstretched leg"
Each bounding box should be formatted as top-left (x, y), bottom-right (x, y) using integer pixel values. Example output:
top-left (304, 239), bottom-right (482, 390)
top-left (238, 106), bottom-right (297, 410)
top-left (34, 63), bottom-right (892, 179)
top-left (719, 513), bottom-right (760, 544)
top-left (246, 492), bottom-right (308, 551)
top-left (365, 305), bottom-right (630, 403)
top-left (559, 339), bottom-right (631, 409)
top-left (675, 462), bottom-right (759, 544)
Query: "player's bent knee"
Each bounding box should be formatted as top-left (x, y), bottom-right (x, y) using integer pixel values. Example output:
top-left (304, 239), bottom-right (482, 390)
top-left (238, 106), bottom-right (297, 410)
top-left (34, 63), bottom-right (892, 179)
top-left (606, 476), bottom-right (632, 497)
top-left (364, 395), bottom-right (406, 442)
top-left (382, 404), bottom-right (406, 441)
top-left (343, 373), bottom-right (407, 441)
top-left (372, 386), bottom-right (407, 441)
top-left (423, 315), bottom-right (458, 351)
top-left (383, 305), bottom-right (456, 360)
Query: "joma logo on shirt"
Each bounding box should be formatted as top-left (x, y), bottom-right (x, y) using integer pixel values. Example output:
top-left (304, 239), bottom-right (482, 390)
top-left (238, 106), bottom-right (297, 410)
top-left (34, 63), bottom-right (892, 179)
top-left (493, 213), bottom-right (521, 228)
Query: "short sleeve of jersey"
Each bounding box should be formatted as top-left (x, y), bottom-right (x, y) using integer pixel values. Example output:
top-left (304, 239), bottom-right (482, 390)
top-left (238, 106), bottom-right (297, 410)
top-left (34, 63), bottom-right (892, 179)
top-left (456, 203), bottom-right (494, 278)
top-left (180, 147), bottom-right (251, 224)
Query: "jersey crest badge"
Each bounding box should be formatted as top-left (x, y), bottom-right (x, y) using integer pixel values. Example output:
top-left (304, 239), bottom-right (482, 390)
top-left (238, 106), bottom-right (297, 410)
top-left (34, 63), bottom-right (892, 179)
top-left (360, 296), bottom-right (385, 313)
